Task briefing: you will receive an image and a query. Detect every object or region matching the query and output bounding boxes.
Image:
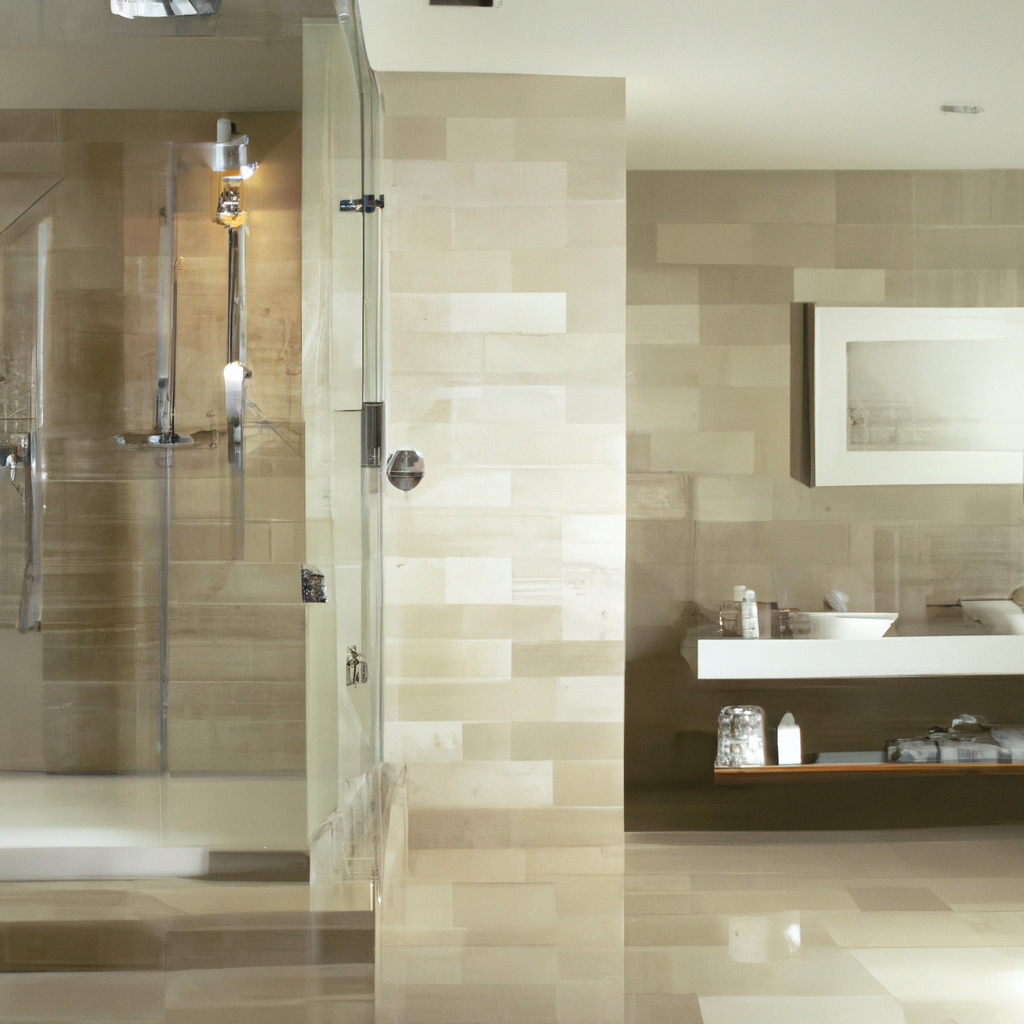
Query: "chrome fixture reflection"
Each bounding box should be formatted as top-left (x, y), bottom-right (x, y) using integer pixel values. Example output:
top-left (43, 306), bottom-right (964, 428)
top-left (386, 449), bottom-right (425, 491)
top-left (212, 118), bottom-right (257, 469)
top-left (301, 566), bottom-right (327, 604)
top-left (117, 146), bottom-right (193, 448)
top-left (346, 646), bottom-right (368, 687)
top-left (111, 0), bottom-right (221, 16)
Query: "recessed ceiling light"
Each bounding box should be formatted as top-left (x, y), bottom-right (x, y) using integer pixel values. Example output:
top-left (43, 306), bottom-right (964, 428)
top-left (941, 105), bottom-right (984, 114)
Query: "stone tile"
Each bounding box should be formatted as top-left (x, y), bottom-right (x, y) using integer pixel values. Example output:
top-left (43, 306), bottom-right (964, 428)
top-left (626, 304), bottom-right (699, 345)
top-left (698, 265), bottom-right (795, 304)
top-left (378, 72), bottom-right (625, 119)
top-left (658, 224), bottom-right (834, 268)
top-left (628, 171), bottom-right (836, 225)
top-left (383, 116), bottom-right (447, 160)
top-left (884, 268), bottom-right (1018, 306)
top-left (648, 431), bottom-right (755, 474)
top-left (699, 995), bottom-right (904, 1024)
top-left (697, 303), bottom-right (789, 347)
top-left (793, 267), bottom-right (885, 303)
top-left (627, 264), bottom-right (700, 305)
top-left (847, 886), bottom-right (951, 912)
top-left (834, 224), bottom-right (914, 269)
top-left (446, 117), bottom-right (516, 161)
top-left (913, 169), bottom-right (1024, 225)
top-left (912, 226), bottom-right (1024, 270)
top-left (515, 117), bottom-right (627, 163)
top-left (835, 171), bottom-right (914, 224)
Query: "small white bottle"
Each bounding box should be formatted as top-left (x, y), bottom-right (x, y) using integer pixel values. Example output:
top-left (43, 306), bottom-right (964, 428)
top-left (777, 712), bottom-right (802, 765)
top-left (741, 588), bottom-right (759, 639)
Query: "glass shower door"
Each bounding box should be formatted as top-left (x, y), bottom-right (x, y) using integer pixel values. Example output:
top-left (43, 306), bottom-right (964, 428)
top-left (303, 2), bottom-right (387, 889)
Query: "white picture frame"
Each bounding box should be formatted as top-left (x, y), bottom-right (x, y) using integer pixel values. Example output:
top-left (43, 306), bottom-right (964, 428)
top-left (814, 306), bottom-right (1024, 486)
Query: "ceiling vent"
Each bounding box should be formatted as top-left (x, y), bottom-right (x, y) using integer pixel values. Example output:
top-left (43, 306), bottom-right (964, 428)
top-left (430, 0), bottom-right (495, 6)
top-left (111, 0), bottom-right (221, 17)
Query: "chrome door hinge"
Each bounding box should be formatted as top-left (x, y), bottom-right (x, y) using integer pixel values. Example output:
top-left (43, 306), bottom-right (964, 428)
top-left (361, 402), bottom-right (384, 468)
top-left (346, 646), bottom-right (368, 686)
top-left (339, 195), bottom-right (385, 213)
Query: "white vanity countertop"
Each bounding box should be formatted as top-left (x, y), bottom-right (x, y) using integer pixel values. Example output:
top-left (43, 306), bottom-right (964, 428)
top-left (691, 635), bottom-right (1024, 679)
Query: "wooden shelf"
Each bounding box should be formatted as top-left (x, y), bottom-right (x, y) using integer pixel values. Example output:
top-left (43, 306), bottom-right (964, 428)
top-left (715, 762), bottom-right (1024, 785)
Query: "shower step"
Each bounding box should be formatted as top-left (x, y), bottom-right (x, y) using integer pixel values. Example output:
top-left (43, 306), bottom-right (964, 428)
top-left (0, 910), bottom-right (374, 973)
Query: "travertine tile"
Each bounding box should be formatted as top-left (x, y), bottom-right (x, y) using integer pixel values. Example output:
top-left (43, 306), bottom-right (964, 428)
top-left (793, 266), bottom-right (885, 303)
top-left (390, 250), bottom-right (514, 293)
top-left (884, 268), bottom-right (1018, 306)
top-left (658, 223), bottom-right (834, 268)
top-left (451, 292), bottom-right (567, 333)
top-left (627, 387), bottom-right (698, 433)
top-left (627, 264), bottom-right (700, 305)
top-left (384, 116), bottom-right (448, 160)
top-left (648, 431), bottom-right (755, 474)
top-left (628, 171), bottom-right (836, 225)
top-left (697, 303), bottom-right (789, 347)
top-left (446, 117), bottom-right (516, 161)
top-left (407, 760), bottom-right (554, 809)
top-left (553, 760), bottom-right (623, 806)
top-left (379, 72), bottom-right (625, 119)
top-left (462, 721), bottom-right (513, 760)
top-left (835, 170), bottom-right (914, 224)
top-left (834, 224), bottom-right (914, 268)
top-left (516, 117), bottom-right (626, 163)
top-left (913, 225), bottom-right (1024, 270)
top-left (913, 169), bottom-right (1024, 226)
top-left (569, 161), bottom-right (627, 201)
top-left (626, 304), bottom-right (699, 345)
top-left (699, 265), bottom-right (794, 304)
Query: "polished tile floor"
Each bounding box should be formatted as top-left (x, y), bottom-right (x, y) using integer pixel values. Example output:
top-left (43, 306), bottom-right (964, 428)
top-left (0, 877), bottom-right (374, 1022)
top-left (6, 829), bottom-right (1024, 1022)
top-left (627, 828), bottom-right (1024, 1024)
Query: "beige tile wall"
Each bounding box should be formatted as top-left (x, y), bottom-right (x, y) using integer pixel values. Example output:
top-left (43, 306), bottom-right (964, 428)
top-left (627, 170), bottom-right (1024, 661)
top-left (379, 72), bottom-right (627, 1022)
top-left (0, 110), bottom-right (306, 775)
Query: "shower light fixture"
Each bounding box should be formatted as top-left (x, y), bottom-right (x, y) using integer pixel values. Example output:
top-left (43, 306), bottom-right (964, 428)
top-left (111, 0), bottom-right (221, 18)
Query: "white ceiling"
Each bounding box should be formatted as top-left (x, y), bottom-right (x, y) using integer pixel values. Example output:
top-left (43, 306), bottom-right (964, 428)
top-left (358, 0), bottom-right (1024, 170)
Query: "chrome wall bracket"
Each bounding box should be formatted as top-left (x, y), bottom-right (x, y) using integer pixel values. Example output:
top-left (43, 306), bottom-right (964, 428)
top-left (339, 195), bottom-right (385, 213)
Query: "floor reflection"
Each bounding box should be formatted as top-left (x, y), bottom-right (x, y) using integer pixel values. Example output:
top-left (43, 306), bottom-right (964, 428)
top-left (626, 829), bottom-right (1024, 1024)
top-left (0, 876), bottom-right (373, 1022)
top-left (7, 829), bottom-right (1024, 1021)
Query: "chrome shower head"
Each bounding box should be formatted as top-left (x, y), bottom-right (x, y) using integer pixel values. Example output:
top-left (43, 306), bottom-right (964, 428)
top-left (111, 0), bottom-right (221, 17)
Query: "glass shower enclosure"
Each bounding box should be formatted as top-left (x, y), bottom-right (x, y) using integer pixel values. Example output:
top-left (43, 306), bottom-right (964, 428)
top-left (0, 0), bottom-right (384, 884)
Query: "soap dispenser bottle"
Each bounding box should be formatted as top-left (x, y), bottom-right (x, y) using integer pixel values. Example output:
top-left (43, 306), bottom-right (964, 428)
top-left (741, 588), bottom-right (759, 639)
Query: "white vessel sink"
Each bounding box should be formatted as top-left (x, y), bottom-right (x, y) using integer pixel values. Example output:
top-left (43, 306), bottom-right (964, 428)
top-left (801, 612), bottom-right (898, 639)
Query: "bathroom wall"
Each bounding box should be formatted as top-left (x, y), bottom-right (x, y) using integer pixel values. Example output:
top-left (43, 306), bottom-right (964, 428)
top-left (625, 170), bottom-right (1024, 819)
top-left (379, 72), bottom-right (627, 1019)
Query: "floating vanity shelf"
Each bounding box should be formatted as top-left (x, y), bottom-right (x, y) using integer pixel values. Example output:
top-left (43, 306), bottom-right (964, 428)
top-left (715, 762), bottom-right (1024, 785)
top-left (692, 635), bottom-right (1024, 680)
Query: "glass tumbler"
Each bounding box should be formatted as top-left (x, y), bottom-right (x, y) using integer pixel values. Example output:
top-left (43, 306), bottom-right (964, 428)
top-left (715, 705), bottom-right (767, 767)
